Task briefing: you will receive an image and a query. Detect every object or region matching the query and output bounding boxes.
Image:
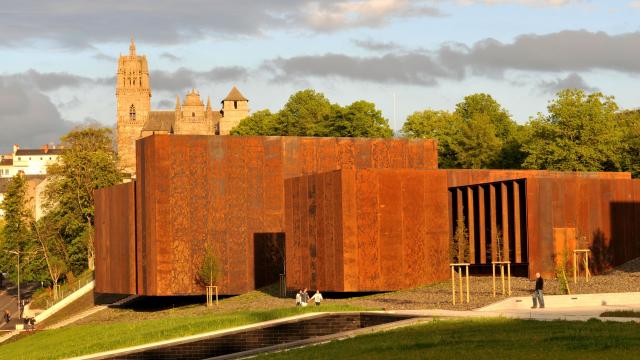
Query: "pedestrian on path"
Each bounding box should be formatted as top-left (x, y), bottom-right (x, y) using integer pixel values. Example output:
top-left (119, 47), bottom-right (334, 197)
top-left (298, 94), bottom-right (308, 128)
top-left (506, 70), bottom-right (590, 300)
top-left (301, 288), bottom-right (309, 307)
top-left (310, 290), bottom-right (323, 306)
top-left (531, 272), bottom-right (545, 309)
top-left (3, 309), bottom-right (10, 324)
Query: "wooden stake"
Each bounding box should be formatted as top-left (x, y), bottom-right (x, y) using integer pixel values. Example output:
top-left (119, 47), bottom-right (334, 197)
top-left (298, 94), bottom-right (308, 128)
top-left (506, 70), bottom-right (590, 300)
top-left (451, 265), bottom-right (456, 305)
top-left (500, 264), bottom-right (505, 296)
top-left (492, 263), bottom-right (496, 297)
top-left (466, 265), bottom-right (470, 303)
top-left (459, 267), bottom-right (463, 303)
top-left (507, 262), bottom-right (511, 296)
top-left (573, 252), bottom-right (577, 284)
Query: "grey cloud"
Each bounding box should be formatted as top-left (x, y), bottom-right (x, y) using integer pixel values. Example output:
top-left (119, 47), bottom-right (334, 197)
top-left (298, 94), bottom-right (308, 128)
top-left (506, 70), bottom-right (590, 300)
top-left (0, 78), bottom-right (76, 149)
top-left (538, 73), bottom-right (598, 94)
top-left (160, 52), bottom-right (181, 62)
top-left (0, 1), bottom-right (442, 48)
top-left (352, 39), bottom-right (403, 52)
top-left (267, 53), bottom-right (455, 86)
top-left (156, 99), bottom-right (175, 108)
top-left (448, 30), bottom-right (640, 74)
top-left (5, 70), bottom-right (113, 92)
top-left (151, 66), bottom-right (249, 92)
top-left (93, 52), bottom-right (117, 62)
top-left (267, 30), bottom-right (640, 86)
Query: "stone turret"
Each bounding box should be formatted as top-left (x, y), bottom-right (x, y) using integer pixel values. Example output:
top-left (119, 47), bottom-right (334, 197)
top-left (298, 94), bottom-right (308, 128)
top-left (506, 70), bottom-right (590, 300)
top-left (219, 86), bottom-right (249, 135)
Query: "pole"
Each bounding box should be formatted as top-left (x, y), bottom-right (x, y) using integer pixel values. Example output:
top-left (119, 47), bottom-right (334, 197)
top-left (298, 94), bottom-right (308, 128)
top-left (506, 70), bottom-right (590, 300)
top-left (500, 264), bottom-right (505, 296)
top-left (465, 265), bottom-right (470, 303)
top-left (451, 266), bottom-right (455, 305)
top-left (573, 252), bottom-right (577, 284)
top-left (459, 267), bottom-right (463, 302)
top-left (507, 262), bottom-right (511, 296)
top-left (17, 252), bottom-right (21, 319)
top-left (492, 263), bottom-right (496, 297)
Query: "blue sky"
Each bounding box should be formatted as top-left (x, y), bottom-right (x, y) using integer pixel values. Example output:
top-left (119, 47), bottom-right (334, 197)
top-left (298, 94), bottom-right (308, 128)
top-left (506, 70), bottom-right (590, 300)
top-left (1, 0), bottom-right (639, 148)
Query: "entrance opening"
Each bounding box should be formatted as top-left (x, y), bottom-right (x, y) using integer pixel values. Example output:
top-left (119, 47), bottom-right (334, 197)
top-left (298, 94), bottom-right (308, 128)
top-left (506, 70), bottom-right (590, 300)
top-left (253, 233), bottom-right (285, 289)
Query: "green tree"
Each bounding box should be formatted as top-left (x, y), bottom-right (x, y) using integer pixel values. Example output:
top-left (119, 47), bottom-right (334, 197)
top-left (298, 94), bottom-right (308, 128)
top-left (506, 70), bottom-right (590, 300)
top-left (230, 110), bottom-right (279, 136)
top-left (523, 89), bottom-right (622, 171)
top-left (197, 245), bottom-right (220, 287)
top-left (277, 89), bottom-right (333, 136)
top-left (617, 109), bottom-right (640, 177)
top-left (402, 110), bottom-right (460, 168)
top-left (324, 101), bottom-right (393, 138)
top-left (45, 127), bottom-right (122, 272)
top-left (454, 93), bottom-right (523, 169)
top-left (0, 174), bottom-right (40, 282)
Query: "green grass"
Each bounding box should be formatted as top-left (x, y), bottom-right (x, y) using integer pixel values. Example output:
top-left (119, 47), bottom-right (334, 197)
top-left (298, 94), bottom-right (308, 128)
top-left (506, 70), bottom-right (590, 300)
top-left (601, 310), bottom-right (640, 318)
top-left (0, 304), bottom-right (368, 360)
top-left (259, 318), bottom-right (640, 360)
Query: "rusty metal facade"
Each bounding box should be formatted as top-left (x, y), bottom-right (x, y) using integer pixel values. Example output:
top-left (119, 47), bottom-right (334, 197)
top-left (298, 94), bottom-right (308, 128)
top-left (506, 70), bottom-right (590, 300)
top-left (129, 135), bottom-right (438, 296)
top-left (448, 171), bottom-right (640, 279)
top-left (94, 182), bottom-right (136, 294)
top-left (285, 169), bottom-right (450, 292)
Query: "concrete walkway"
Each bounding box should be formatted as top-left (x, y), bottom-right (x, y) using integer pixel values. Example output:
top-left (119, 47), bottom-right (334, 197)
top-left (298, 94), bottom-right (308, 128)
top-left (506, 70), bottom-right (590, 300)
top-left (392, 292), bottom-right (640, 323)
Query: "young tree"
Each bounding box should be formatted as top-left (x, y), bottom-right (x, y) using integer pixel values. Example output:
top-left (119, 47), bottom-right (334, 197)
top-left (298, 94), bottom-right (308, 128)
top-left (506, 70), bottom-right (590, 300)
top-left (197, 245), bottom-right (220, 287)
top-left (45, 127), bottom-right (122, 271)
top-left (452, 216), bottom-right (469, 263)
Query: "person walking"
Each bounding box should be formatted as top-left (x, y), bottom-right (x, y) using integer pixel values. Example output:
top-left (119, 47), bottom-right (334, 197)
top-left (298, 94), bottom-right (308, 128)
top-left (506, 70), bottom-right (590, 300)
top-left (3, 309), bottom-right (10, 324)
top-left (295, 290), bottom-right (302, 306)
top-left (310, 290), bottom-right (323, 306)
top-left (531, 272), bottom-right (545, 309)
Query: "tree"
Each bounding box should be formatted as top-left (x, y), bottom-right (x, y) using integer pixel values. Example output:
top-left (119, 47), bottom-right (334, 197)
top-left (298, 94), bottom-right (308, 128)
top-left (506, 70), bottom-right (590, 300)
top-left (230, 110), bottom-right (279, 136)
top-left (617, 109), bottom-right (640, 177)
top-left (451, 216), bottom-right (469, 263)
top-left (454, 94), bottom-right (523, 169)
top-left (45, 127), bottom-right (122, 271)
top-left (522, 89), bottom-right (622, 171)
top-left (0, 174), bottom-right (40, 282)
top-left (324, 101), bottom-right (393, 138)
top-left (277, 89), bottom-right (333, 136)
top-left (402, 110), bottom-right (461, 168)
top-left (197, 245), bottom-right (220, 287)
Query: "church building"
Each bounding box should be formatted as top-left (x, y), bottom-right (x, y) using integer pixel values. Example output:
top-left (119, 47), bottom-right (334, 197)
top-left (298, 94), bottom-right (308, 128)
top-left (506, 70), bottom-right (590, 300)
top-left (116, 39), bottom-right (249, 174)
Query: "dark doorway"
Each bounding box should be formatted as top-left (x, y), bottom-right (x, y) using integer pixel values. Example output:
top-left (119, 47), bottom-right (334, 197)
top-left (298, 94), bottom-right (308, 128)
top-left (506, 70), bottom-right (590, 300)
top-left (253, 233), bottom-right (285, 289)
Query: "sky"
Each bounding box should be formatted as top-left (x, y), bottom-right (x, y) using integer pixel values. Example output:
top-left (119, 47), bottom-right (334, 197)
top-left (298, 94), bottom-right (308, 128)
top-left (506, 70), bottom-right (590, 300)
top-left (1, 0), bottom-right (640, 149)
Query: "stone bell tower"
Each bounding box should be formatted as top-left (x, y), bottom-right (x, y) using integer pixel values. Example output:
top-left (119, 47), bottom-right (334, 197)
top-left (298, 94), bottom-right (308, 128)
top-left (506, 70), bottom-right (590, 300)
top-left (116, 38), bottom-right (151, 174)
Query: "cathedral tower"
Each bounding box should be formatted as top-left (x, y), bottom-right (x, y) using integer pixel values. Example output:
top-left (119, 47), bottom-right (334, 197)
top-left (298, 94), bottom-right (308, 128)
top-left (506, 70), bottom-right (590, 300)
top-left (116, 38), bottom-right (151, 174)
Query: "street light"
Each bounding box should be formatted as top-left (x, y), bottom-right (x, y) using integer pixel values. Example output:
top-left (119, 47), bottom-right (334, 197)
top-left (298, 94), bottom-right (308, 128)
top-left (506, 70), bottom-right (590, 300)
top-left (4, 249), bottom-right (35, 319)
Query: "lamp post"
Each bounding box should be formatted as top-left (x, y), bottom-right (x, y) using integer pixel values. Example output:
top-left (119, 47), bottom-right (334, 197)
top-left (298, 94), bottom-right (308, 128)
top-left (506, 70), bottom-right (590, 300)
top-left (4, 249), bottom-right (32, 319)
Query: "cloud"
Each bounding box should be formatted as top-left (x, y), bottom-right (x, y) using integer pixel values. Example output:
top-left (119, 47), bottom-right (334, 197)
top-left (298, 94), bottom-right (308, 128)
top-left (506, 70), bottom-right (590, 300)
top-left (160, 52), bottom-right (181, 62)
top-left (352, 38), bottom-right (403, 52)
top-left (267, 30), bottom-right (640, 85)
top-left (0, 0), bottom-right (442, 48)
top-left (457, 0), bottom-right (578, 6)
top-left (266, 53), bottom-right (455, 85)
top-left (93, 52), bottom-right (116, 62)
top-left (629, 1), bottom-right (640, 8)
top-left (3, 70), bottom-right (113, 92)
top-left (0, 77), bottom-right (76, 149)
top-left (156, 99), bottom-right (175, 108)
top-left (150, 66), bottom-right (249, 92)
top-left (303, 0), bottom-right (442, 31)
top-left (538, 73), bottom-right (598, 94)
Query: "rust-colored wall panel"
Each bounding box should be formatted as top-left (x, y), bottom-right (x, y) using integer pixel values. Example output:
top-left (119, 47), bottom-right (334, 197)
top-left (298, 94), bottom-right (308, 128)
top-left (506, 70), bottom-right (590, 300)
top-left (95, 182), bottom-right (136, 294)
top-left (130, 136), bottom-right (439, 295)
top-left (286, 169), bottom-right (449, 292)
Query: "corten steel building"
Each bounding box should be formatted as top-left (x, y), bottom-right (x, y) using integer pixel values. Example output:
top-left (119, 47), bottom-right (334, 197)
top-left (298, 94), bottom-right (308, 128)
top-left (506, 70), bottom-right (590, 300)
top-left (95, 135), bottom-right (640, 296)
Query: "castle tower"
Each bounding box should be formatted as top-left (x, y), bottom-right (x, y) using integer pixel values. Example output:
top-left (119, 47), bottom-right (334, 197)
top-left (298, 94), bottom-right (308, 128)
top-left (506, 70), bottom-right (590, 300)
top-left (219, 86), bottom-right (249, 135)
top-left (116, 38), bottom-right (151, 174)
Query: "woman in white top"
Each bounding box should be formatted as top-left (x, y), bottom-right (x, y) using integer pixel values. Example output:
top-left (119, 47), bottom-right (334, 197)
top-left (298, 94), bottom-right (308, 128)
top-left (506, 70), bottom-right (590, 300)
top-left (310, 290), bottom-right (323, 306)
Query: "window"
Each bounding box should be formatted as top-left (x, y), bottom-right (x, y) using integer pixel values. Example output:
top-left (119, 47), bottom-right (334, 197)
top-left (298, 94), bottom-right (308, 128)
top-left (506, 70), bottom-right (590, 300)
top-left (234, 101), bottom-right (238, 109)
top-left (29, 157), bottom-right (31, 160)
top-left (192, 112), bottom-right (195, 117)
top-left (17, 157), bottom-right (21, 161)
top-left (40, 157), bottom-right (43, 160)
top-left (129, 104), bottom-right (136, 121)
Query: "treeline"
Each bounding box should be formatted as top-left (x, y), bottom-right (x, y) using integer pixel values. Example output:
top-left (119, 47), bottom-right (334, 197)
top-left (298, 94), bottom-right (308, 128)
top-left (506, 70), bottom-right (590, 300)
top-left (0, 128), bottom-right (121, 297)
top-left (233, 89), bottom-right (640, 176)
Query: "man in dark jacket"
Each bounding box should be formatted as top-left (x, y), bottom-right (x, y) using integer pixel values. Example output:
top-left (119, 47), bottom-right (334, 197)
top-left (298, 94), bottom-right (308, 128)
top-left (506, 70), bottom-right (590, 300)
top-left (531, 272), bottom-right (545, 309)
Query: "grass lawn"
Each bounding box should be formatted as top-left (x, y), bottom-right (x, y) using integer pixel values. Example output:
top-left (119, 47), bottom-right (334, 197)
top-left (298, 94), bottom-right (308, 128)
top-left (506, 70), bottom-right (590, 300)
top-left (601, 310), bottom-right (640, 318)
top-left (259, 318), bottom-right (640, 360)
top-left (0, 304), bottom-right (369, 360)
